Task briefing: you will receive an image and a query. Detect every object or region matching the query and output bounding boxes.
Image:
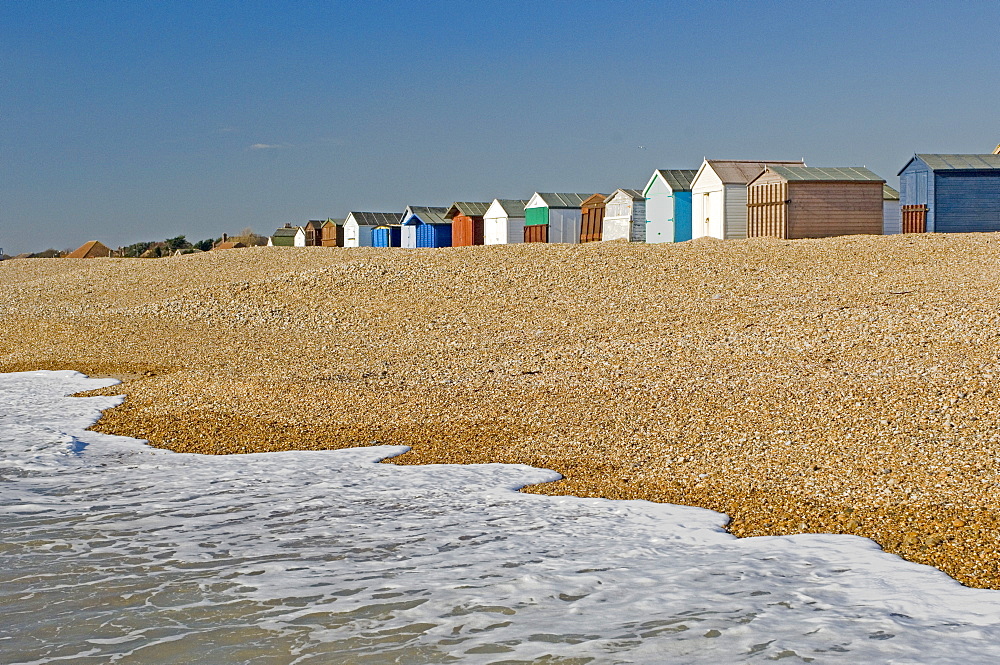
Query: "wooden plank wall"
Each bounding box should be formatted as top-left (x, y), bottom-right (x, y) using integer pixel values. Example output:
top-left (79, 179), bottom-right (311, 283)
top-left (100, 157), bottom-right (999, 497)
top-left (902, 205), bottom-right (928, 233)
top-left (748, 181), bottom-right (788, 238)
top-left (786, 182), bottom-right (883, 238)
top-left (580, 203), bottom-right (605, 242)
top-left (524, 224), bottom-right (548, 243)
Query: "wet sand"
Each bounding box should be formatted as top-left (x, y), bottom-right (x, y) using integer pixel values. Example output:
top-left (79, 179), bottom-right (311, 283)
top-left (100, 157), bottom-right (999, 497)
top-left (3, 235), bottom-right (1000, 587)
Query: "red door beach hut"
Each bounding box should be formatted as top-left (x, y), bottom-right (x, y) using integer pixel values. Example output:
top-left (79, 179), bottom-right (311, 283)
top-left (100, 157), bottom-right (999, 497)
top-left (747, 166), bottom-right (885, 239)
top-left (523, 193), bottom-right (591, 244)
top-left (484, 199), bottom-right (528, 244)
top-left (445, 202), bottom-right (490, 246)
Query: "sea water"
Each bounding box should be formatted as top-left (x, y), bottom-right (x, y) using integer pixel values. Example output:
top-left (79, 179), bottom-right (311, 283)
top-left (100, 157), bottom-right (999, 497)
top-left (3, 371), bottom-right (1000, 664)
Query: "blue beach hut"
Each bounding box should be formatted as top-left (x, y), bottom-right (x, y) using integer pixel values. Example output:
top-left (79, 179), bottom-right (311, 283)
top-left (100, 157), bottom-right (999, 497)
top-left (400, 206), bottom-right (451, 248)
top-left (372, 225), bottom-right (401, 247)
top-left (897, 154), bottom-right (1000, 233)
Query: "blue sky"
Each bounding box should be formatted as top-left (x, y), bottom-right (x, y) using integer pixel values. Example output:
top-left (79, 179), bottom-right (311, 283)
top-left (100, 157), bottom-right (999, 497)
top-left (2, 0), bottom-right (998, 255)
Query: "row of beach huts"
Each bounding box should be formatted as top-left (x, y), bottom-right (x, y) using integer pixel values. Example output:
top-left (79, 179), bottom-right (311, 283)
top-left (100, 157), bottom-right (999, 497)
top-left (265, 152), bottom-right (1000, 249)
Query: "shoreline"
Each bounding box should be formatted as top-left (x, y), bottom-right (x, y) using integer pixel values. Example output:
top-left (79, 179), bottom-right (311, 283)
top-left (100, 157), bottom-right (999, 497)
top-left (4, 236), bottom-right (1000, 588)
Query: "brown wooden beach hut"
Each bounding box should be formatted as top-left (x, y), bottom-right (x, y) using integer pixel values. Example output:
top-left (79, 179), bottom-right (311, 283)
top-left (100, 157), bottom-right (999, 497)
top-left (444, 202), bottom-right (490, 246)
top-left (320, 219), bottom-right (344, 247)
top-left (747, 166), bottom-right (885, 239)
top-left (580, 193), bottom-right (608, 242)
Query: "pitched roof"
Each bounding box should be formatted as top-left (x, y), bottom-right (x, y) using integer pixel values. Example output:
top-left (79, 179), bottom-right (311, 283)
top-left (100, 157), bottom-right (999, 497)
top-left (604, 188), bottom-right (645, 203)
top-left (347, 212), bottom-right (403, 226)
top-left (491, 199), bottom-right (529, 217)
top-left (304, 220), bottom-right (325, 230)
top-left (272, 226), bottom-right (303, 237)
top-left (213, 241), bottom-right (246, 250)
top-left (916, 154), bottom-right (1000, 171)
top-left (444, 202), bottom-right (492, 219)
top-left (762, 166), bottom-right (885, 182)
top-left (883, 184), bottom-right (900, 201)
top-left (705, 159), bottom-right (806, 184)
top-left (321, 218), bottom-right (345, 227)
top-left (654, 169), bottom-right (698, 191)
top-left (535, 193), bottom-right (592, 208)
top-left (66, 240), bottom-right (112, 259)
top-left (402, 206), bottom-right (450, 225)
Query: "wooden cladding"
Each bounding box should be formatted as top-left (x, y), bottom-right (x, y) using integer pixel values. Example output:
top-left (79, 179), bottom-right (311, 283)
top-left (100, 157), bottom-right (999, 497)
top-left (747, 182), bottom-right (788, 238)
top-left (524, 224), bottom-right (548, 243)
top-left (580, 204), bottom-right (605, 242)
top-left (902, 204), bottom-right (928, 233)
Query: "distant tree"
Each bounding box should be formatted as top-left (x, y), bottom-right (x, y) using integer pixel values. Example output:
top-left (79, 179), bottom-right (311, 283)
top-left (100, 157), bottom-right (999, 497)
top-left (122, 241), bottom-right (153, 258)
top-left (194, 238), bottom-right (216, 251)
top-left (232, 227), bottom-right (267, 246)
top-left (164, 235), bottom-right (192, 251)
top-left (30, 248), bottom-right (63, 258)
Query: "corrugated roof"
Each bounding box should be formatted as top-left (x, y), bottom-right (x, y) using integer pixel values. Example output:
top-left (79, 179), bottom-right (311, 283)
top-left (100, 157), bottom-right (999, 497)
top-left (604, 188), bottom-right (645, 203)
top-left (883, 184), bottom-right (900, 201)
top-left (348, 212), bottom-right (403, 226)
top-left (655, 169), bottom-right (698, 191)
top-left (444, 202), bottom-right (492, 219)
top-left (764, 166), bottom-right (885, 182)
top-left (493, 199), bottom-right (529, 217)
top-left (403, 206), bottom-right (450, 225)
top-left (536, 193), bottom-right (592, 208)
top-left (915, 154), bottom-right (1000, 170)
top-left (66, 240), bottom-right (112, 259)
top-left (706, 159), bottom-right (806, 184)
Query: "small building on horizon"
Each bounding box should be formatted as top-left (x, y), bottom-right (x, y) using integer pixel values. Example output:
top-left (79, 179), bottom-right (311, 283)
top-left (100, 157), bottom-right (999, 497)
top-left (268, 224), bottom-right (305, 247)
top-left (66, 240), bottom-right (113, 258)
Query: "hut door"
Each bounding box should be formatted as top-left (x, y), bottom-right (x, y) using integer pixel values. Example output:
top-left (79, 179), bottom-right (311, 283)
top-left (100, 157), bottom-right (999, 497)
top-left (748, 182), bottom-right (788, 238)
top-left (902, 205), bottom-right (927, 233)
top-left (416, 222), bottom-right (435, 247)
top-left (524, 224), bottom-right (548, 243)
top-left (580, 205), bottom-right (603, 242)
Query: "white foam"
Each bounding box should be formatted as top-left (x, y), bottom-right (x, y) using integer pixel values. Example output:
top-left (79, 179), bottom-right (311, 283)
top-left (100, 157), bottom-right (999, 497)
top-left (3, 370), bottom-right (1000, 664)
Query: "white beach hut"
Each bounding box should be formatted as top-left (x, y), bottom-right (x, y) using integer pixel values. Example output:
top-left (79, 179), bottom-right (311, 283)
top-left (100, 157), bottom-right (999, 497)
top-left (343, 212), bottom-right (402, 248)
top-left (523, 193), bottom-right (591, 244)
top-left (484, 199), bottom-right (528, 245)
top-left (690, 159), bottom-right (805, 240)
top-left (642, 169), bottom-right (698, 243)
top-left (602, 189), bottom-right (647, 242)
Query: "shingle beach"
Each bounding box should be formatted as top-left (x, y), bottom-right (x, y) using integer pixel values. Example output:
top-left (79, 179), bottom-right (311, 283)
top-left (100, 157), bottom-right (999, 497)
top-left (3, 235), bottom-right (1000, 588)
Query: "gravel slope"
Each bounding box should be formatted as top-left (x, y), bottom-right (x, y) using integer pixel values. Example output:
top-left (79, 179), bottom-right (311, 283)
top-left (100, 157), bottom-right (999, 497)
top-left (3, 235), bottom-right (1000, 588)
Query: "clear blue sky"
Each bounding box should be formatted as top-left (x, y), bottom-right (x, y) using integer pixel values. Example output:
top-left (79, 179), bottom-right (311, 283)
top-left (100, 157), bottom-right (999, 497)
top-left (2, 0), bottom-right (998, 255)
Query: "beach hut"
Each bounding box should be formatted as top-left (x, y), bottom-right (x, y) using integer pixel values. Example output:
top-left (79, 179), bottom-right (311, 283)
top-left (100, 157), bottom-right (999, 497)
top-left (897, 154), bottom-right (1000, 233)
top-left (602, 189), bottom-right (647, 242)
top-left (579, 193), bottom-right (608, 242)
top-left (484, 199), bottom-right (528, 245)
top-left (523, 193), bottom-right (591, 244)
top-left (372, 225), bottom-right (402, 247)
top-left (642, 169), bottom-right (698, 243)
top-left (690, 159), bottom-right (805, 240)
top-left (304, 220), bottom-right (325, 246)
top-left (268, 224), bottom-right (305, 247)
top-left (320, 219), bottom-right (345, 247)
top-left (400, 206), bottom-right (451, 248)
top-left (444, 202), bottom-right (491, 246)
top-left (343, 212), bottom-right (402, 247)
top-left (66, 240), bottom-right (113, 258)
top-left (747, 166), bottom-right (885, 239)
top-left (882, 185), bottom-right (901, 235)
